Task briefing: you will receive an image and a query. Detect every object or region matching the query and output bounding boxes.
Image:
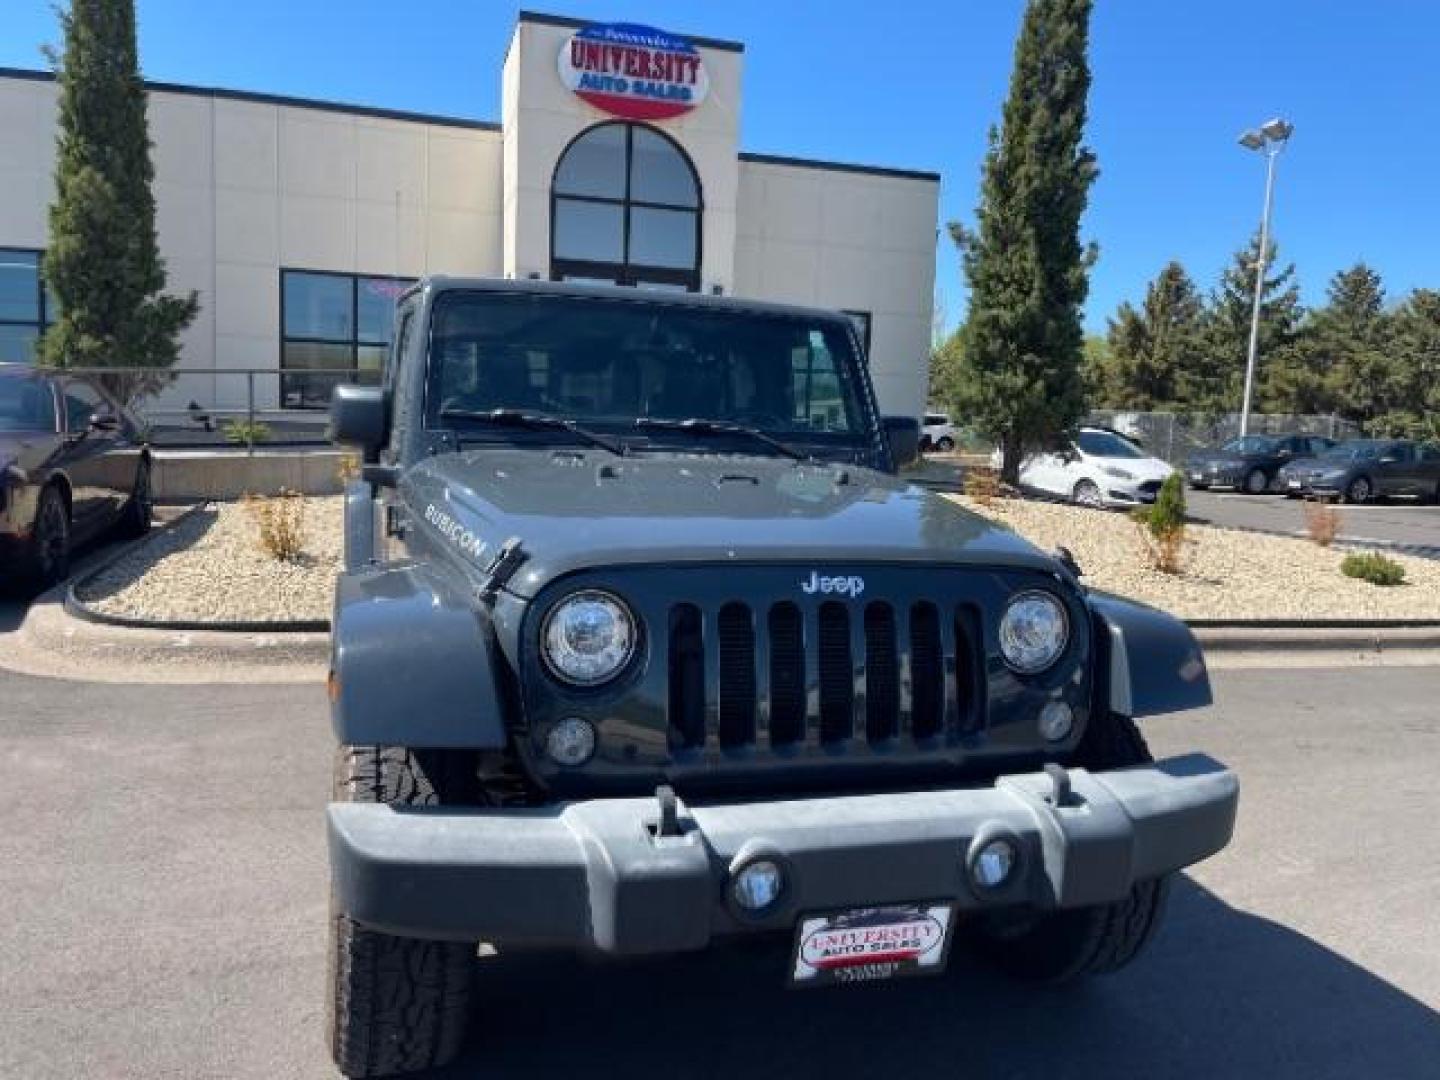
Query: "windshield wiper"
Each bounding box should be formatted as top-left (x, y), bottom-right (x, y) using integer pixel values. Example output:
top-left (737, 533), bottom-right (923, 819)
top-left (439, 408), bottom-right (625, 457)
top-left (633, 417), bottom-right (810, 462)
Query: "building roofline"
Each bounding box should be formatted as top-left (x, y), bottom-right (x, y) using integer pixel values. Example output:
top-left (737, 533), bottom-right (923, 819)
top-left (738, 151), bottom-right (940, 184)
top-left (0, 66), bottom-right (501, 133)
top-left (516, 10), bottom-right (745, 53)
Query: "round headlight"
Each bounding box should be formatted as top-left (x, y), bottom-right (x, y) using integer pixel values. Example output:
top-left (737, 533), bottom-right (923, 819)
top-left (542, 590), bottom-right (636, 686)
top-left (999, 591), bottom-right (1069, 674)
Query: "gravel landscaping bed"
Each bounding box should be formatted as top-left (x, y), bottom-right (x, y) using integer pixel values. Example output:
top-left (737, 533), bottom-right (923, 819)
top-left (949, 495), bottom-right (1440, 621)
top-left (77, 497), bottom-right (343, 624)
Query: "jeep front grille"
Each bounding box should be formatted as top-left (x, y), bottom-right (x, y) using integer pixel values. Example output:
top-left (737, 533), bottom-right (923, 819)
top-left (666, 600), bottom-right (981, 755)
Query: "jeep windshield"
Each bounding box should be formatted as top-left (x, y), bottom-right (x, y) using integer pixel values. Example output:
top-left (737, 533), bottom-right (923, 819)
top-left (424, 291), bottom-right (869, 458)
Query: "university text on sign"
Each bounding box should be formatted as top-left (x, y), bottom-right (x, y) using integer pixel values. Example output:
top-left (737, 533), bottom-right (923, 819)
top-left (558, 22), bottom-right (710, 122)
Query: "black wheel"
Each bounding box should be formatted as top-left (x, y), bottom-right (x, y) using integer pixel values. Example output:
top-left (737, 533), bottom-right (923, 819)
top-left (328, 747), bottom-right (477, 1078)
top-left (1243, 467), bottom-right (1268, 495)
top-left (1072, 479), bottom-right (1104, 509)
top-left (26, 485), bottom-right (71, 589)
top-left (970, 712), bottom-right (1170, 983)
top-left (118, 458), bottom-right (152, 539)
top-left (936, 436), bottom-right (956, 452)
top-left (1344, 476), bottom-right (1373, 504)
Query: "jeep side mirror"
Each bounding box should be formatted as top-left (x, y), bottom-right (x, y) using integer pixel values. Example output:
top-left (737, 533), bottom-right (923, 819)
top-left (329, 384), bottom-right (388, 461)
top-left (882, 415), bottom-right (921, 469)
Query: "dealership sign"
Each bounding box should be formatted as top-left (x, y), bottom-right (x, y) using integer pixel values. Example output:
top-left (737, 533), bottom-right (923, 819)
top-left (558, 22), bottom-right (709, 121)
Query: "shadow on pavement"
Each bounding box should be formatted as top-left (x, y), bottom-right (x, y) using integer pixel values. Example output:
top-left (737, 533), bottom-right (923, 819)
top-left (434, 876), bottom-right (1440, 1080)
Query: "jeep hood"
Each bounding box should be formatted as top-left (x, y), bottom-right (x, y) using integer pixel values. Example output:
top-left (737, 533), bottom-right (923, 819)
top-left (401, 449), bottom-right (1058, 598)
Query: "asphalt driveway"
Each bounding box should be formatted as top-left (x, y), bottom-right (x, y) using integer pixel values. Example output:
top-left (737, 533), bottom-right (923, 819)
top-left (1, 665), bottom-right (1438, 1079)
top-left (1186, 490), bottom-right (1440, 554)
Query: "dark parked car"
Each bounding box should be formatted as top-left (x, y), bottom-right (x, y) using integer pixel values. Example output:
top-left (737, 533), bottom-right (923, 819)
top-left (1277, 438), bottom-right (1440, 503)
top-left (322, 278), bottom-right (1237, 1078)
top-left (1185, 433), bottom-right (1335, 493)
top-left (0, 364), bottom-right (152, 588)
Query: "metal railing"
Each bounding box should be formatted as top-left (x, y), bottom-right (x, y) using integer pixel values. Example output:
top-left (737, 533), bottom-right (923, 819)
top-left (49, 365), bottom-right (367, 452)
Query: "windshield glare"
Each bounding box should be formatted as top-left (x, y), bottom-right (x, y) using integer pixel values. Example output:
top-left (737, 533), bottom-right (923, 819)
top-left (0, 376), bottom-right (56, 433)
top-left (1077, 429), bottom-right (1144, 459)
top-left (425, 292), bottom-right (866, 444)
top-left (1221, 436), bottom-right (1278, 454)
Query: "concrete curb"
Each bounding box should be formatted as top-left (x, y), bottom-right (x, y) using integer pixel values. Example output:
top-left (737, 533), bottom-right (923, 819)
top-left (1192, 625), bottom-right (1440, 654)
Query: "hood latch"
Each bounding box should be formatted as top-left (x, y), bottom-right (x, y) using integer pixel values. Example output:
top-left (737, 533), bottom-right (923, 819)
top-left (477, 536), bottom-right (528, 602)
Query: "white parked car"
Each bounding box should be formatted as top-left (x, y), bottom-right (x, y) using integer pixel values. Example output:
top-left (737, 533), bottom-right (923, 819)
top-left (1017, 427), bottom-right (1176, 509)
top-left (921, 412), bottom-right (957, 452)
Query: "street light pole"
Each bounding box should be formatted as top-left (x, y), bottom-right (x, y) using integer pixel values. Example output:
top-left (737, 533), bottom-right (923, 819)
top-left (1237, 118), bottom-right (1293, 437)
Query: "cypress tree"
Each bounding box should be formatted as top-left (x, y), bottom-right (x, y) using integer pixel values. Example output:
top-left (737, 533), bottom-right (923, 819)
top-left (1311, 263), bottom-right (1392, 423)
top-left (39, 0), bottom-right (198, 403)
top-left (949, 0), bottom-right (1097, 484)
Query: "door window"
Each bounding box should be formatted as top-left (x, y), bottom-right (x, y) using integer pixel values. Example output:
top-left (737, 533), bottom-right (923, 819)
top-left (62, 380), bottom-right (105, 434)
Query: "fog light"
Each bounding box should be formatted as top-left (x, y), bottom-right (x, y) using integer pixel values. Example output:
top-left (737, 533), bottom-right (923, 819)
top-left (972, 839), bottom-right (1017, 889)
top-left (545, 718), bottom-right (596, 766)
top-left (731, 859), bottom-right (785, 912)
top-left (1038, 701), bottom-right (1074, 742)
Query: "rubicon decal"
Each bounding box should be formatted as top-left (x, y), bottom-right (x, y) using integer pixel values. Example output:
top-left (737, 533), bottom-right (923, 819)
top-left (423, 504), bottom-right (487, 561)
top-left (800, 572), bottom-right (865, 597)
top-left (558, 22), bottom-right (709, 121)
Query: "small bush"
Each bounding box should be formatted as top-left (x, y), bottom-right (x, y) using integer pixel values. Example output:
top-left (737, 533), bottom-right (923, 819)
top-left (335, 453), bottom-right (362, 485)
top-left (964, 465), bottom-right (1002, 507)
top-left (1341, 551), bottom-right (1405, 587)
top-left (243, 488), bottom-right (307, 562)
top-left (1303, 496), bottom-right (1340, 547)
top-left (1130, 472), bottom-right (1187, 574)
top-left (222, 418), bottom-right (271, 446)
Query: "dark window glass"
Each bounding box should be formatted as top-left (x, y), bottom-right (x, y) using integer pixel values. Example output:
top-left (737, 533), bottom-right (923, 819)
top-left (1386, 443), bottom-right (1414, 462)
top-left (553, 199), bottom-right (625, 262)
top-left (280, 270), bottom-right (413, 409)
top-left (357, 277), bottom-right (409, 344)
top-left (628, 206), bottom-right (697, 269)
top-left (283, 272), bottom-right (352, 340)
top-left (1078, 430), bottom-right (1145, 459)
top-left (629, 126), bottom-right (699, 207)
top-left (426, 292), bottom-right (865, 441)
top-left (0, 250), bottom-right (41, 323)
top-left (62, 380), bottom-right (105, 432)
top-left (551, 123), bottom-right (701, 291)
top-left (0, 324), bottom-right (40, 364)
top-left (0, 374), bottom-right (56, 432)
top-left (1420, 445), bottom-right (1440, 462)
top-left (553, 123), bottom-right (627, 198)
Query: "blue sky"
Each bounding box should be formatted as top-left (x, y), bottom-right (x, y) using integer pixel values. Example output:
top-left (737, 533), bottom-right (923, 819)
top-left (5, 1), bottom-right (1439, 335)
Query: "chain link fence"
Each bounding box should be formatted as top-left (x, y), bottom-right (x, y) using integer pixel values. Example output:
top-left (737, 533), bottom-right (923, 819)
top-left (1087, 411), bottom-right (1363, 466)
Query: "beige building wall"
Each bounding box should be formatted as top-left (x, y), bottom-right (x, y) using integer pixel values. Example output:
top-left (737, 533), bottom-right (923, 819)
top-left (0, 75), bottom-right (504, 409)
top-left (734, 160), bottom-right (938, 418)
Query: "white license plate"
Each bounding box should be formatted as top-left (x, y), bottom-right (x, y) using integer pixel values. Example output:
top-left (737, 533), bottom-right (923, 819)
top-left (790, 902), bottom-right (955, 987)
top-left (1191, 471), bottom-right (1204, 481)
top-left (1288, 479), bottom-right (1302, 489)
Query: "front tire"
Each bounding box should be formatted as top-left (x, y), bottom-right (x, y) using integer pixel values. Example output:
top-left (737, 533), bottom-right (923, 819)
top-left (1244, 467), bottom-right (1268, 494)
top-left (936, 436), bottom-right (956, 453)
top-left (26, 485), bottom-right (71, 589)
top-left (970, 712), bottom-right (1170, 983)
top-left (328, 747), bottom-right (477, 1078)
top-left (1344, 476), bottom-right (1373, 504)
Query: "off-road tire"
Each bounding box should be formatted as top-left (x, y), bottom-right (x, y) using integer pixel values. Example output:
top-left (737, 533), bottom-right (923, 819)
top-left (971, 711), bottom-right (1169, 983)
top-left (328, 747), bottom-right (477, 1078)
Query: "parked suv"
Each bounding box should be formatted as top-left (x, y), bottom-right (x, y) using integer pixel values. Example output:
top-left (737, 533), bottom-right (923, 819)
top-left (325, 278), bottom-right (1237, 1078)
top-left (921, 411), bottom-right (957, 452)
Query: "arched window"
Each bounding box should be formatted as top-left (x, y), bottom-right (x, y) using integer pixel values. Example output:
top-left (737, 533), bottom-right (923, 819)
top-left (551, 122), bottom-right (702, 291)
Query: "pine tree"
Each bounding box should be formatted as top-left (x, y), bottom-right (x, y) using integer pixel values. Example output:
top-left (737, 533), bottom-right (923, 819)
top-left (1191, 232), bottom-right (1303, 415)
top-left (948, 0), bottom-right (1097, 484)
top-left (1311, 263), bottom-right (1393, 423)
top-left (1382, 289), bottom-right (1440, 439)
top-left (39, 0), bottom-right (198, 403)
top-left (1101, 261), bottom-right (1205, 409)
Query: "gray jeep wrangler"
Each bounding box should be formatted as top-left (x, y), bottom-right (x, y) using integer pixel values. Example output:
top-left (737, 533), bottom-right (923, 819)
top-left (325, 277), bottom-right (1238, 1078)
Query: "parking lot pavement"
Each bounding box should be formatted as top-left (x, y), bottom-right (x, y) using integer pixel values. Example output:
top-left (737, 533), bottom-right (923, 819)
top-left (2, 665), bottom-right (1438, 1080)
top-left (1185, 489), bottom-right (1440, 553)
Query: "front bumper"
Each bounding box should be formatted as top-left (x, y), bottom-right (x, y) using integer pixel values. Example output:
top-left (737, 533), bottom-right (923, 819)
top-left (328, 754), bottom-right (1238, 953)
